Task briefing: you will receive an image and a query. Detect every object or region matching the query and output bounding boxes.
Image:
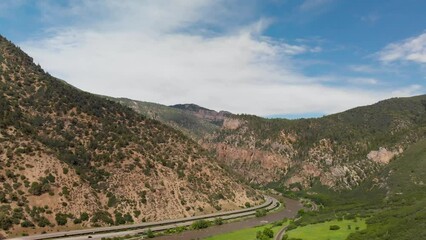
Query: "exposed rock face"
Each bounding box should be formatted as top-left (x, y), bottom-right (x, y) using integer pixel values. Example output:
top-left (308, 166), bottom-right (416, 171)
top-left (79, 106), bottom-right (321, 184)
top-left (170, 103), bottom-right (230, 125)
top-left (212, 143), bottom-right (290, 184)
top-left (367, 147), bottom-right (401, 164)
top-left (222, 118), bottom-right (244, 130)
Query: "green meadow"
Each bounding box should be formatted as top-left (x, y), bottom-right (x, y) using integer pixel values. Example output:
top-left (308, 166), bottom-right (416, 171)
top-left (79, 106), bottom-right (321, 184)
top-left (204, 222), bottom-right (286, 240)
top-left (286, 219), bottom-right (366, 240)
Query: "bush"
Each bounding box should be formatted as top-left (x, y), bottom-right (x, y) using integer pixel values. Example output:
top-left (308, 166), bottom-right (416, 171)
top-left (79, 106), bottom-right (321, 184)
top-left (0, 213), bottom-right (12, 230)
top-left (145, 229), bottom-right (155, 238)
top-left (91, 211), bottom-right (113, 225)
top-left (36, 216), bottom-right (50, 227)
top-left (80, 212), bottom-right (89, 221)
top-left (255, 209), bottom-right (267, 217)
top-left (263, 227), bottom-right (274, 238)
top-left (329, 225), bottom-right (340, 230)
top-left (214, 218), bottom-right (223, 225)
top-left (192, 219), bottom-right (210, 229)
top-left (55, 213), bottom-right (68, 226)
top-left (21, 220), bottom-right (34, 228)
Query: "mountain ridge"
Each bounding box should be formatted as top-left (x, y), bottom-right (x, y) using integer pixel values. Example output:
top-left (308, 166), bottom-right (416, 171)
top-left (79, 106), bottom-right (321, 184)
top-left (0, 35), bottom-right (259, 237)
top-left (110, 93), bottom-right (426, 191)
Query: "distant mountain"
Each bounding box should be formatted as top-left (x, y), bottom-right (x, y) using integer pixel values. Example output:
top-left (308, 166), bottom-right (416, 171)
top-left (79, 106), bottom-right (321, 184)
top-left (170, 103), bottom-right (232, 125)
top-left (108, 98), bottom-right (224, 139)
top-left (0, 35), bottom-right (259, 237)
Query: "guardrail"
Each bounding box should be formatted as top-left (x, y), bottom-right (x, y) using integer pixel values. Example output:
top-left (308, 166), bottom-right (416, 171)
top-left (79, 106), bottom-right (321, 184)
top-left (11, 196), bottom-right (276, 240)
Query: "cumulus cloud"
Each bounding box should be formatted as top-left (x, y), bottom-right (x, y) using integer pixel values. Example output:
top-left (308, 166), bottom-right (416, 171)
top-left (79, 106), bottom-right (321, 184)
top-left (378, 32), bottom-right (426, 64)
top-left (20, 0), bottom-right (421, 116)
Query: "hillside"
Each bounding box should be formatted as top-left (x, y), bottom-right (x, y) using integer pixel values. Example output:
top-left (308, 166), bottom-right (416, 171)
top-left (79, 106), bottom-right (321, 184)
top-left (346, 138), bottom-right (426, 239)
top-left (0, 36), bottom-right (260, 237)
top-left (207, 96), bottom-right (426, 189)
top-left (112, 93), bottom-right (426, 191)
top-left (108, 98), bottom-right (223, 139)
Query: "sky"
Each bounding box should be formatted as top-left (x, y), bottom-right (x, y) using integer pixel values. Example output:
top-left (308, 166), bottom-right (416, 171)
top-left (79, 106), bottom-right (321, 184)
top-left (1, 0), bottom-right (426, 118)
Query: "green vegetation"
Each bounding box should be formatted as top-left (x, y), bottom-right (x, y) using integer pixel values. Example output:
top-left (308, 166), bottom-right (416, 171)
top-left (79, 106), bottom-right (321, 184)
top-left (255, 209), bottom-right (267, 217)
top-left (289, 139), bottom-right (426, 240)
top-left (256, 227), bottom-right (274, 239)
top-left (192, 219), bottom-right (211, 229)
top-left (204, 222), bottom-right (284, 240)
top-left (285, 219), bottom-right (366, 240)
top-left (55, 213), bottom-right (70, 226)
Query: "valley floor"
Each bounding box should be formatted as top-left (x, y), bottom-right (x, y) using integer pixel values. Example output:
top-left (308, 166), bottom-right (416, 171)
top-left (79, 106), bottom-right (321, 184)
top-left (152, 197), bottom-right (301, 240)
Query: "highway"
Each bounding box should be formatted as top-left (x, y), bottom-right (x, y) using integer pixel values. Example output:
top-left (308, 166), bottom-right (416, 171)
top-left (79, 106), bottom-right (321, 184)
top-left (10, 196), bottom-right (278, 240)
top-left (154, 196), bottom-right (301, 240)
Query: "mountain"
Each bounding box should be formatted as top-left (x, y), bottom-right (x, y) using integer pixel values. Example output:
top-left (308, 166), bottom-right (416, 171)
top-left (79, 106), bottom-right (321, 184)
top-left (109, 98), bottom-right (224, 139)
top-left (112, 93), bottom-right (426, 191)
top-left (206, 96), bottom-right (426, 189)
top-left (170, 103), bottom-right (232, 126)
top-left (0, 36), bottom-right (260, 237)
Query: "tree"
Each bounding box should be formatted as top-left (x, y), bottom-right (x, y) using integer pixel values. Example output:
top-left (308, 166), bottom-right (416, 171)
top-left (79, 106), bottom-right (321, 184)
top-left (0, 213), bottom-right (12, 230)
top-left (80, 212), bottom-right (89, 221)
top-left (263, 227), bottom-right (274, 238)
top-left (55, 213), bottom-right (68, 226)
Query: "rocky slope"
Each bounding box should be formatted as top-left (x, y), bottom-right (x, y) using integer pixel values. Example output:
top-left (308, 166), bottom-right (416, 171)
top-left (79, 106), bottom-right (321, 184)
top-left (113, 93), bottom-right (426, 191)
top-left (208, 97), bottom-right (426, 190)
top-left (109, 98), bottom-right (223, 139)
top-left (0, 36), bottom-right (260, 237)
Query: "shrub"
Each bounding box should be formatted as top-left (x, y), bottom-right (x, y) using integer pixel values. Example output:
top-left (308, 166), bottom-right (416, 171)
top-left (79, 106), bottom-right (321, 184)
top-left (55, 213), bottom-right (68, 226)
top-left (146, 229), bottom-right (155, 238)
top-left (80, 212), bottom-right (89, 221)
top-left (329, 225), bottom-right (340, 230)
top-left (0, 213), bottom-right (12, 230)
top-left (263, 227), bottom-right (274, 238)
top-left (214, 218), bottom-right (223, 225)
top-left (21, 219), bottom-right (34, 228)
top-left (36, 216), bottom-right (50, 227)
top-left (255, 209), bottom-right (267, 217)
top-left (192, 219), bottom-right (210, 229)
top-left (91, 211), bottom-right (113, 225)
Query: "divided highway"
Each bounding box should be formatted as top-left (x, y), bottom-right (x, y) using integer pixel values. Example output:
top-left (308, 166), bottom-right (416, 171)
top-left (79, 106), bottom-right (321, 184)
top-left (10, 196), bottom-right (279, 240)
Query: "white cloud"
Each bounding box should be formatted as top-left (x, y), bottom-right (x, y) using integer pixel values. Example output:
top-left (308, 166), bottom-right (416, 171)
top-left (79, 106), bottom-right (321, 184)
top-left (347, 77), bottom-right (379, 85)
top-left (378, 32), bottom-right (426, 64)
top-left (20, 0), bottom-right (421, 116)
top-left (349, 65), bottom-right (378, 73)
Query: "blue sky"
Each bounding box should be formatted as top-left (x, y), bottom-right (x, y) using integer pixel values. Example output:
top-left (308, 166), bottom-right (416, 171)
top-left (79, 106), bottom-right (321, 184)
top-left (1, 0), bottom-right (425, 118)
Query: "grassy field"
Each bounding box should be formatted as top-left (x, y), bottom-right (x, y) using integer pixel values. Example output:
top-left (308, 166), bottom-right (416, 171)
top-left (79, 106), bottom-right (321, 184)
top-left (286, 219), bottom-right (366, 240)
top-left (204, 222), bottom-right (286, 240)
